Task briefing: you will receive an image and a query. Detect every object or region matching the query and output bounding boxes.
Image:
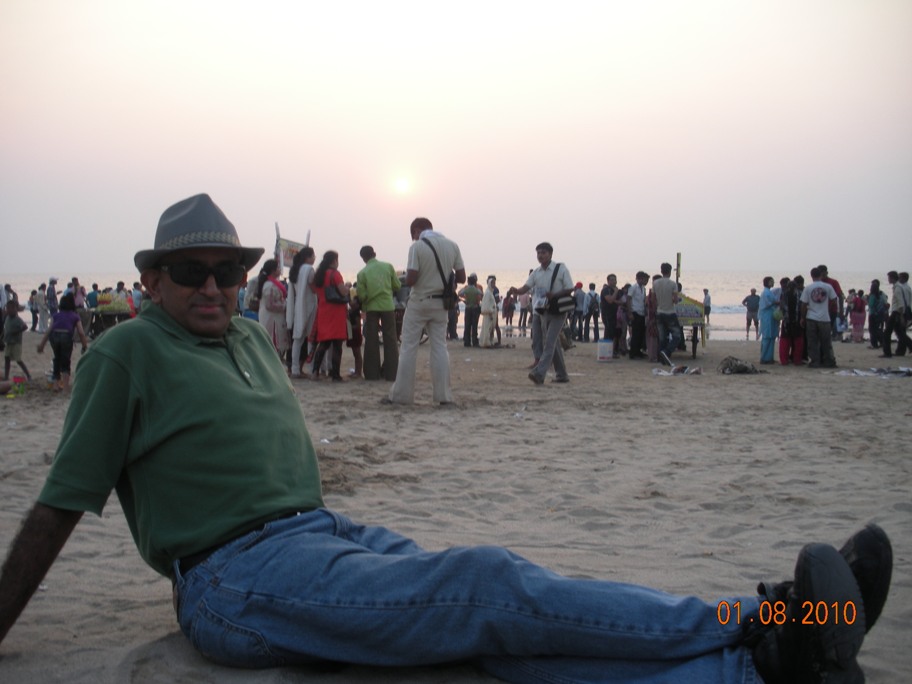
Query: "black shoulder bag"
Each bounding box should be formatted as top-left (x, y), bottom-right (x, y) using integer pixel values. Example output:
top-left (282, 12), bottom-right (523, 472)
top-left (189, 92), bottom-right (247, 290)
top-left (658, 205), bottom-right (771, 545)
top-left (534, 263), bottom-right (575, 315)
top-left (324, 269), bottom-right (350, 305)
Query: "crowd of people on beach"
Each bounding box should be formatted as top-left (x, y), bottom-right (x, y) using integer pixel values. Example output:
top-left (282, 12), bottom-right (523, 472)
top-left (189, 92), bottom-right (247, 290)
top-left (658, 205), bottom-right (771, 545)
top-left (740, 266), bottom-right (912, 369)
top-left (3, 260), bottom-right (909, 394)
top-left (0, 277), bottom-right (143, 390)
top-left (230, 247), bottom-right (694, 383)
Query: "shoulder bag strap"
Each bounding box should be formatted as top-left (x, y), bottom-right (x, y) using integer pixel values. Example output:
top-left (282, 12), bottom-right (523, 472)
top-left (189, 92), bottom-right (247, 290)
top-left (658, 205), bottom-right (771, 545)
top-left (420, 237), bottom-right (449, 291)
top-left (549, 263), bottom-right (561, 292)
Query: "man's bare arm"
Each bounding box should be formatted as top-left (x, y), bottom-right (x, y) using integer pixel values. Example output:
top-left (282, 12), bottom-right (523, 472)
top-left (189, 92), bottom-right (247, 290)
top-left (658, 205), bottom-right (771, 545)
top-left (0, 503), bottom-right (83, 645)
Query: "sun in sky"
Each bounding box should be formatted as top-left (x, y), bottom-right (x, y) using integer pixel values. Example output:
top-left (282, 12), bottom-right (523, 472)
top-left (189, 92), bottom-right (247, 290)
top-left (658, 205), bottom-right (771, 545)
top-left (393, 177), bottom-right (411, 195)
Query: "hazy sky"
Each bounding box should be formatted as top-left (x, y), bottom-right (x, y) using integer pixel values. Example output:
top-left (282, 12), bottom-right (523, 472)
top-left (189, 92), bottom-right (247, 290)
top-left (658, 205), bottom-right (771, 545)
top-left (2, 0), bottom-right (910, 278)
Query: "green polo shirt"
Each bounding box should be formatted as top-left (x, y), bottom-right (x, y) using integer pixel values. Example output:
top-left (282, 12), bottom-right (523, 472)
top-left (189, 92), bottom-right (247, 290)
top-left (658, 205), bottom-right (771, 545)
top-left (356, 258), bottom-right (401, 312)
top-left (460, 285), bottom-right (481, 308)
top-left (39, 303), bottom-right (324, 577)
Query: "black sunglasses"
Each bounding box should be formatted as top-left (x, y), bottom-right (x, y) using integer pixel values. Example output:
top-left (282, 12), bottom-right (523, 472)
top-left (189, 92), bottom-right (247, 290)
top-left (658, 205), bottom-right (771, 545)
top-left (160, 261), bottom-right (247, 288)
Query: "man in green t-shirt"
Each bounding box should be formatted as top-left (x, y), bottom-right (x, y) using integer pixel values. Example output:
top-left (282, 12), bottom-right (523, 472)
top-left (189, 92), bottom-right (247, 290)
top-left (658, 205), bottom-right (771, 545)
top-left (0, 195), bottom-right (890, 684)
top-left (356, 245), bottom-right (401, 381)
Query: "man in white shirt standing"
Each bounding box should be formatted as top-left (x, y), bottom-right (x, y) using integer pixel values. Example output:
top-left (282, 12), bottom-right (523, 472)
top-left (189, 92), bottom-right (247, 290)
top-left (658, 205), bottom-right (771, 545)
top-left (800, 267), bottom-right (838, 368)
top-left (508, 242), bottom-right (574, 385)
top-left (386, 218), bottom-right (466, 405)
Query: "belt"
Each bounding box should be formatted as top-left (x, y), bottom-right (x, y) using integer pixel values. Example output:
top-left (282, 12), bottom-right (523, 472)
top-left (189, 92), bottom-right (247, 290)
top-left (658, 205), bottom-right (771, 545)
top-left (177, 511), bottom-right (303, 577)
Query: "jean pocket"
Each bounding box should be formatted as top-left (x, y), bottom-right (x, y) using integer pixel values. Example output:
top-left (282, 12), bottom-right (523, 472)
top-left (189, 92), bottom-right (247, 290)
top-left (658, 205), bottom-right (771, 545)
top-left (190, 600), bottom-right (284, 668)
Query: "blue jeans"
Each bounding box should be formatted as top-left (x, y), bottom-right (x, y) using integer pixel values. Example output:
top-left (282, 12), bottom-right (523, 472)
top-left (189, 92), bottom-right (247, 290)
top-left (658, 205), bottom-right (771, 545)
top-left (174, 509), bottom-right (760, 682)
top-left (656, 313), bottom-right (682, 358)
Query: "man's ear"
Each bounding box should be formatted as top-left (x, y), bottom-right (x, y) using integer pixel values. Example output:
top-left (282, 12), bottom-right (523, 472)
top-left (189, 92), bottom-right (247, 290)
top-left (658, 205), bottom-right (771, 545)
top-left (140, 270), bottom-right (162, 304)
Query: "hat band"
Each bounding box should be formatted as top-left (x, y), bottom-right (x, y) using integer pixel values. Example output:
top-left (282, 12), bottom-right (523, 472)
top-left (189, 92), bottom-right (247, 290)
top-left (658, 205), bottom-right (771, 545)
top-left (159, 230), bottom-right (242, 251)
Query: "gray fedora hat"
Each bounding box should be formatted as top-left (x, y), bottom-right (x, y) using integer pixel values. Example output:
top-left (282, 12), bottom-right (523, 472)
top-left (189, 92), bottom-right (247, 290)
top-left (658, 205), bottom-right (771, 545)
top-left (134, 194), bottom-right (265, 272)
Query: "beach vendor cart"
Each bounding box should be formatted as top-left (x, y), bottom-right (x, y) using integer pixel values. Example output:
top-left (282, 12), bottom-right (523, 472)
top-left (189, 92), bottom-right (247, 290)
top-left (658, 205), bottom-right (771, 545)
top-left (675, 294), bottom-right (705, 359)
top-left (671, 253), bottom-right (705, 358)
top-left (89, 293), bottom-right (132, 338)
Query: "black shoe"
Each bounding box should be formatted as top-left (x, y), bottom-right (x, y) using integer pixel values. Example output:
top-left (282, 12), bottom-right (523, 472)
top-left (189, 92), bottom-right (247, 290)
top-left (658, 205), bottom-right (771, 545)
top-left (751, 543), bottom-right (865, 684)
top-left (838, 523), bottom-right (892, 633)
top-left (659, 351), bottom-right (672, 366)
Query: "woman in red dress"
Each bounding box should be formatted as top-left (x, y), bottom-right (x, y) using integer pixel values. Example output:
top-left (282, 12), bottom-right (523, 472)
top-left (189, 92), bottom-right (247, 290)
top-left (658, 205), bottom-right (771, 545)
top-left (310, 251), bottom-right (349, 381)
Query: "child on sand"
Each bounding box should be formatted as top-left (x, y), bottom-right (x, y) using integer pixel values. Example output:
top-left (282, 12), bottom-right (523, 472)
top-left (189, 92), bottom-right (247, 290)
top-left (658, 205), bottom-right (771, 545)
top-left (37, 293), bottom-right (88, 391)
top-left (3, 301), bottom-right (32, 382)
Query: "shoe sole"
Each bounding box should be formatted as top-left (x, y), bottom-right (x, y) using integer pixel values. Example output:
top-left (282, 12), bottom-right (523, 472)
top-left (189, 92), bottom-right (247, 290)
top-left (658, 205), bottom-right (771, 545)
top-left (838, 523), bottom-right (892, 633)
top-left (790, 543), bottom-right (866, 681)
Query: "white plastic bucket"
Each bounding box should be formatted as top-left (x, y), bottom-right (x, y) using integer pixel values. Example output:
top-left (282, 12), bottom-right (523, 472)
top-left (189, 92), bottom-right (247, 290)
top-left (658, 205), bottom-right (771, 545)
top-left (597, 339), bottom-right (614, 362)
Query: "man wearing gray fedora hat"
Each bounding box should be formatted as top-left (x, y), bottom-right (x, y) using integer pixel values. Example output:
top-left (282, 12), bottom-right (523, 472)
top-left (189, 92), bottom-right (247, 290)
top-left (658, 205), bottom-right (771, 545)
top-left (0, 194), bottom-right (891, 683)
top-left (134, 193), bottom-right (264, 272)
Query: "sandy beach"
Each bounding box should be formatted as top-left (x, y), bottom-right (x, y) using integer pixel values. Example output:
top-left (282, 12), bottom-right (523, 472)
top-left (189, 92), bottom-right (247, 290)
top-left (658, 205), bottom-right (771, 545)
top-left (0, 331), bottom-right (908, 682)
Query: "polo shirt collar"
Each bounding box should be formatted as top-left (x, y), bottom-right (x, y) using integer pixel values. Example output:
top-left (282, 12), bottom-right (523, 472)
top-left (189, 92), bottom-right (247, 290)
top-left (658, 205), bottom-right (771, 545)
top-left (139, 303), bottom-right (249, 346)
